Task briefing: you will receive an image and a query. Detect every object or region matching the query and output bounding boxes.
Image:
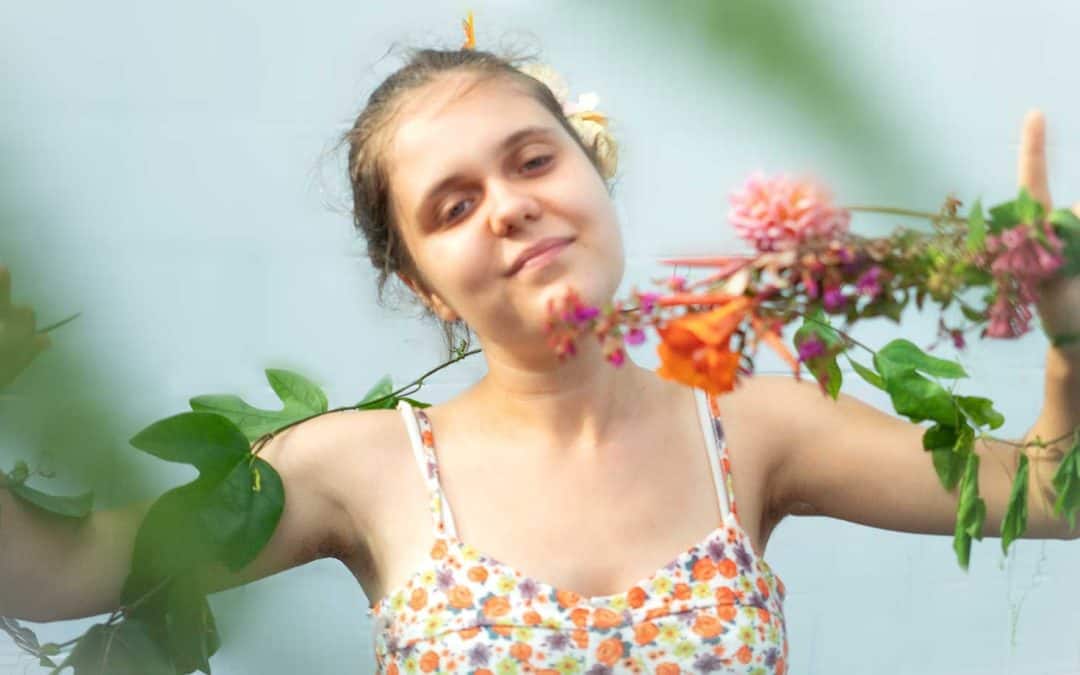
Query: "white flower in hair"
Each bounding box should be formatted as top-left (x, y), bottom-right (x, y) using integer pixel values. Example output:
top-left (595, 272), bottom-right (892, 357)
top-left (563, 92), bottom-right (599, 117)
top-left (517, 63), bottom-right (569, 104)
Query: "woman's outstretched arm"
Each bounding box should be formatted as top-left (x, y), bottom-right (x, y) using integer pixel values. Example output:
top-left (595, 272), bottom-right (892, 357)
top-left (754, 111), bottom-right (1080, 543)
top-left (751, 370), bottom-right (1079, 542)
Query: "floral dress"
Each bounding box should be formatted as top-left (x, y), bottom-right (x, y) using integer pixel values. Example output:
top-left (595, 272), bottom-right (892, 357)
top-left (369, 388), bottom-right (789, 674)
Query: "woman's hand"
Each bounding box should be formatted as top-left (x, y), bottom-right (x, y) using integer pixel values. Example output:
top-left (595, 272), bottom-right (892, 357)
top-left (1017, 110), bottom-right (1080, 345)
top-left (0, 265), bottom-right (50, 389)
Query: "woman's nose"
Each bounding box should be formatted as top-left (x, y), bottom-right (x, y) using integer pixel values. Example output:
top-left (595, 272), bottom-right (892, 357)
top-left (488, 183), bottom-right (541, 236)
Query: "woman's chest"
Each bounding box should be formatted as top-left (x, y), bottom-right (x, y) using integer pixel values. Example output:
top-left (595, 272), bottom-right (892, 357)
top-left (352, 395), bottom-right (776, 609)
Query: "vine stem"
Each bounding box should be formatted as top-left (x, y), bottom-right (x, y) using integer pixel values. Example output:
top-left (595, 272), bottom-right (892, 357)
top-left (34, 312), bottom-right (81, 335)
top-left (845, 205), bottom-right (967, 224)
top-left (250, 347), bottom-right (483, 457)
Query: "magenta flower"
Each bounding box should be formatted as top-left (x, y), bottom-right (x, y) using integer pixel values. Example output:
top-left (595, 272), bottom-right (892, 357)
top-left (797, 336), bottom-right (826, 362)
top-left (985, 222), bottom-right (1064, 281)
top-left (980, 220), bottom-right (1064, 339)
top-left (625, 328), bottom-right (646, 346)
top-left (856, 266), bottom-right (884, 299)
top-left (823, 286), bottom-right (847, 311)
top-left (985, 293), bottom-right (1034, 338)
top-left (573, 305), bottom-right (600, 324)
top-left (728, 172), bottom-right (851, 252)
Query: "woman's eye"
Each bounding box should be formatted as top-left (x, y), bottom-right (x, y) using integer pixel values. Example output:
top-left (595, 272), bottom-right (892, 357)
top-left (522, 155), bottom-right (553, 172)
top-left (444, 198), bottom-right (472, 223)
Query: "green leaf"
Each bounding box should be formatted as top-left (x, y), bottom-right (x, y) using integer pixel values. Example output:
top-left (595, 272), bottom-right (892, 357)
top-left (1014, 187), bottom-right (1045, 224)
top-left (190, 369), bottom-right (329, 441)
top-left (932, 449), bottom-right (963, 491)
top-left (162, 573), bottom-right (220, 674)
top-left (0, 616), bottom-right (41, 654)
top-left (953, 452), bottom-right (985, 570)
top-left (9, 460), bottom-right (29, 484)
top-left (122, 480), bottom-right (220, 595)
top-left (188, 395), bottom-right (301, 443)
top-left (130, 412), bottom-right (249, 478)
top-left (1051, 434), bottom-right (1080, 532)
top-left (399, 397), bottom-right (431, 409)
top-left (8, 482), bottom-right (93, 518)
top-left (924, 423), bottom-right (971, 490)
top-left (356, 375), bottom-right (394, 408)
top-left (876, 339), bottom-right (969, 379)
top-left (956, 396), bottom-right (1005, 430)
top-left (965, 199), bottom-right (986, 252)
top-left (794, 309), bottom-right (846, 399)
top-left (51, 620), bottom-right (173, 675)
top-left (266, 369), bottom-right (328, 416)
top-left (197, 457), bottom-right (285, 572)
top-left (1049, 207), bottom-right (1080, 277)
top-left (847, 357), bottom-right (884, 390)
top-left (922, 424), bottom-right (958, 453)
top-left (988, 199), bottom-right (1019, 233)
top-left (959, 302), bottom-right (984, 323)
top-left (1001, 454), bottom-right (1029, 555)
top-left (873, 363), bottom-right (958, 426)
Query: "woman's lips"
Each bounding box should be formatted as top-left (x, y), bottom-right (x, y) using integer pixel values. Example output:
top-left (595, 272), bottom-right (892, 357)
top-left (507, 238), bottom-right (573, 276)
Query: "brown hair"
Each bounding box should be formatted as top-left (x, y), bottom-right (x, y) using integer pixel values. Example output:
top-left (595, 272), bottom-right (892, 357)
top-left (341, 46), bottom-right (613, 357)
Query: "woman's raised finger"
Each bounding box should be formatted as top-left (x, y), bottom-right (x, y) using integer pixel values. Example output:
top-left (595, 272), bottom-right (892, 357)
top-left (1017, 108), bottom-right (1052, 211)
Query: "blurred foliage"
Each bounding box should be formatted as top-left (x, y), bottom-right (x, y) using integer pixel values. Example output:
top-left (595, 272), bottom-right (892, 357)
top-left (634, 0), bottom-right (942, 202)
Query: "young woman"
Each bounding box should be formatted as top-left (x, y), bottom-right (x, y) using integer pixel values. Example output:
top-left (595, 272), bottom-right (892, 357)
top-left (1, 46), bottom-right (1077, 674)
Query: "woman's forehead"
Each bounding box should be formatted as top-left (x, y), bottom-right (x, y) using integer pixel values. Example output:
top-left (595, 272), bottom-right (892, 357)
top-left (388, 75), bottom-right (560, 204)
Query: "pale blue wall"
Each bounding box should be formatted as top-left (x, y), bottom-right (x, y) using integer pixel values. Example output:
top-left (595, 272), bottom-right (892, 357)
top-left (1, 1), bottom-right (1078, 673)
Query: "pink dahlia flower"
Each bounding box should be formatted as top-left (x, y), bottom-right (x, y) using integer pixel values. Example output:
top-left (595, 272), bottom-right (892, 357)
top-left (728, 173), bottom-right (851, 252)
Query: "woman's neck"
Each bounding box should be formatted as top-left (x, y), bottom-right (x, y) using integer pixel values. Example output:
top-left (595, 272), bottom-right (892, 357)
top-left (464, 337), bottom-right (655, 457)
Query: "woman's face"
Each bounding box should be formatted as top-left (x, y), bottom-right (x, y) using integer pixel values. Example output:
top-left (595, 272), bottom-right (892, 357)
top-left (386, 72), bottom-right (624, 350)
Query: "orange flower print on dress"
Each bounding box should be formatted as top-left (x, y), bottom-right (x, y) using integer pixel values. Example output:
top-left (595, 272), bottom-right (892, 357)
top-left (634, 622), bottom-right (660, 645)
top-left (448, 585), bottom-right (474, 609)
top-left (596, 637), bottom-right (624, 665)
top-left (419, 651), bottom-right (439, 673)
top-left (627, 586), bottom-right (647, 608)
top-left (692, 612), bottom-right (723, 639)
top-left (570, 607), bottom-right (590, 628)
top-left (482, 596), bottom-right (511, 618)
top-left (692, 557), bottom-right (718, 581)
top-left (430, 539), bottom-right (447, 560)
top-left (736, 644), bottom-right (753, 665)
top-left (655, 664), bottom-right (681, 675)
top-left (458, 626), bottom-right (481, 640)
top-left (557, 589), bottom-right (582, 609)
top-left (756, 576), bottom-right (771, 599)
top-left (522, 609), bottom-right (542, 626)
top-left (510, 642), bottom-right (533, 661)
top-left (673, 583), bottom-right (692, 600)
top-left (407, 588), bottom-right (427, 611)
top-left (468, 565), bottom-right (488, 583)
top-left (656, 297), bottom-right (750, 395)
top-left (592, 607), bottom-right (621, 629)
top-left (717, 559), bottom-right (738, 579)
top-left (572, 628), bottom-right (589, 649)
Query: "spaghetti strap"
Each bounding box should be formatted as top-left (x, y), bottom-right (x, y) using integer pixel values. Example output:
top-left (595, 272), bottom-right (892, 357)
top-left (693, 387), bottom-right (736, 521)
top-left (395, 400), bottom-right (459, 538)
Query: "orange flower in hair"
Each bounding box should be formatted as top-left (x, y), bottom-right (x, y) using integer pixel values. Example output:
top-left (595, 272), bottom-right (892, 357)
top-left (461, 10), bottom-right (475, 50)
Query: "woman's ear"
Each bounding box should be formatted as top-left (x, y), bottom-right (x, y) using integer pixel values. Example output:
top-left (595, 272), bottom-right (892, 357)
top-left (396, 271), bottom-right (460, 322)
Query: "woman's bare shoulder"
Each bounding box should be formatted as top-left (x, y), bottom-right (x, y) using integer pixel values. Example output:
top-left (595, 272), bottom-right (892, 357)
top-left (255, 407), bottom-right (413, 556)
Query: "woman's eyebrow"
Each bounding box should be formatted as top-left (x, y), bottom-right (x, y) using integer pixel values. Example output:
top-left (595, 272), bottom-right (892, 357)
top-left (415, 125), bottom-right (558, 221)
